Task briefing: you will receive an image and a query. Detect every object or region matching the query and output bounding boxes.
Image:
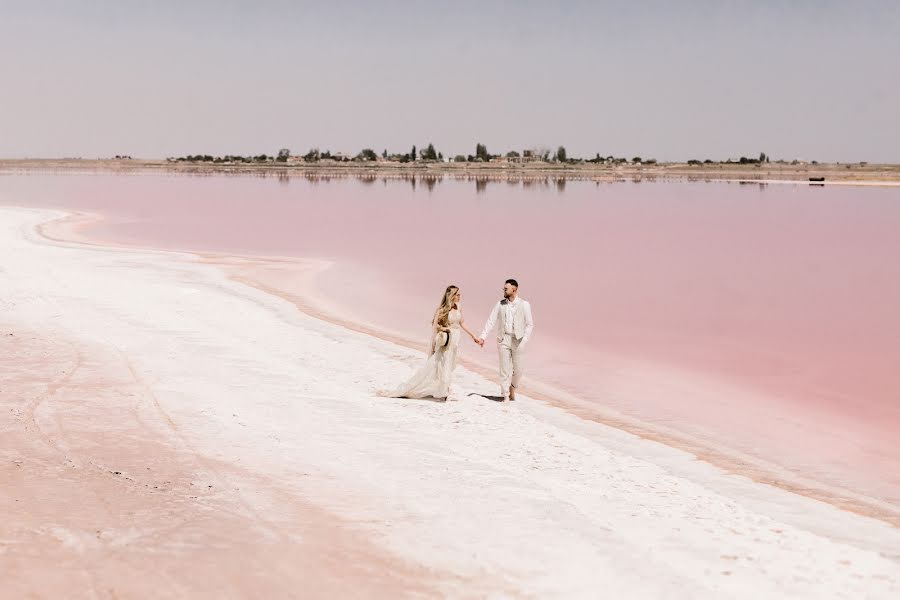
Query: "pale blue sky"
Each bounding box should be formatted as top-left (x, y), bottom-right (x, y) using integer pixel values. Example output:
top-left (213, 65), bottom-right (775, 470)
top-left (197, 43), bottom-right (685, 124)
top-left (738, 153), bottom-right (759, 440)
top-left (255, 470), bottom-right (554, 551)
top-left (1, 1), bottom-right (898, 161)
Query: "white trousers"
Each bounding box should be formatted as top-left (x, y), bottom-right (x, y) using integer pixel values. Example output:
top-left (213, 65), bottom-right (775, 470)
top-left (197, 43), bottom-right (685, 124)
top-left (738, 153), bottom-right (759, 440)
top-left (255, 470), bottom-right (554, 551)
top-left (498, 334), bottom-right (525, 396)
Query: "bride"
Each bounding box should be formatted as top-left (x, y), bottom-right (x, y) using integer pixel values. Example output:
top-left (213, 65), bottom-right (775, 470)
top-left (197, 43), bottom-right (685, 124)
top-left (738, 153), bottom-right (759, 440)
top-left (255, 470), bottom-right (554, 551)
top-left (379, 285), bottom-right (479, 401)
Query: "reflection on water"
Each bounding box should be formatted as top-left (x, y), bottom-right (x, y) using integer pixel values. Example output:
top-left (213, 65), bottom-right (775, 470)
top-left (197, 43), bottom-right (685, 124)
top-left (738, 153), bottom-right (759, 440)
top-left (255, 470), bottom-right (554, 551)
top-left (1, 166), bottom-right (801, 195)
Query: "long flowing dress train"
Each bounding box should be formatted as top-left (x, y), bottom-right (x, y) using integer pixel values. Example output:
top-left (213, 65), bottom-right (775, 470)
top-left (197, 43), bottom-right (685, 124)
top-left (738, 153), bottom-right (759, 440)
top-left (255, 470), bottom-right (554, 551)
top-left (379, 309), bottom-right (461, 399)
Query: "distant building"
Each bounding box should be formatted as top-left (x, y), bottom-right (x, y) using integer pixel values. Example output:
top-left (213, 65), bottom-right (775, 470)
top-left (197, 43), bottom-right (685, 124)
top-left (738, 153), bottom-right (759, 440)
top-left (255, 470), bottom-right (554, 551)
top-left (507, 150), bottom-right (544, 164)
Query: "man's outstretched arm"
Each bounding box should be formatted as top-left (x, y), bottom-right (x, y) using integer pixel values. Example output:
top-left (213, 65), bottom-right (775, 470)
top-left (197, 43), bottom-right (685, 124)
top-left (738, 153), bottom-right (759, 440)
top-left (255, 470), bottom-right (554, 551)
top-left (478, 302), bottom-right (500, 343)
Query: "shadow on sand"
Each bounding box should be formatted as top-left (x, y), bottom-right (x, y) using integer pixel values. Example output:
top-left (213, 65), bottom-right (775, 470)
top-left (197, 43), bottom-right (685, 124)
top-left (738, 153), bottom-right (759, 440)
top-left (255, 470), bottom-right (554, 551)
top-left (467, 393), bottom-right (513, 402)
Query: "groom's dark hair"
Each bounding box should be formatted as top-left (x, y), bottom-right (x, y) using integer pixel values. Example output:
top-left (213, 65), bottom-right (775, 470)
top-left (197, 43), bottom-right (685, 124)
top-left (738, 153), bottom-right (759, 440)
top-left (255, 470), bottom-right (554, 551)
top-left (505, 278), bottom-right (519, 288)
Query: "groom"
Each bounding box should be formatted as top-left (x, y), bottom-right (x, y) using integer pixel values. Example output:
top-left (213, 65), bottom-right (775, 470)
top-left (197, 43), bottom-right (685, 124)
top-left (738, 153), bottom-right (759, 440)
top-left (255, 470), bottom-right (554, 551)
top-left (476, 279), bottom-right (534, 402)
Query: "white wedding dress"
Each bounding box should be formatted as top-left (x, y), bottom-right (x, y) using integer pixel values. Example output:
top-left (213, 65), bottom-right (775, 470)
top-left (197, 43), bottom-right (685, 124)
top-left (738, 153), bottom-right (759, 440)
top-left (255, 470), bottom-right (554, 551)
top-left (379, 308), bottom-right (461, 400)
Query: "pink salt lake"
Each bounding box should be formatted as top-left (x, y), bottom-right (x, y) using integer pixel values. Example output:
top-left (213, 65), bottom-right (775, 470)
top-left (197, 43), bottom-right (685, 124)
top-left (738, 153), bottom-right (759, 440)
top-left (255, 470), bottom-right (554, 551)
top-left (3, 173), bottom-right (898, 515)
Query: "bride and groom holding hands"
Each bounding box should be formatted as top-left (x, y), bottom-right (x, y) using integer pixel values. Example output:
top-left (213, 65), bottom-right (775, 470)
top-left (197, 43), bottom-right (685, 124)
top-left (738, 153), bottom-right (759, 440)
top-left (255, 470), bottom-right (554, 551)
top-left (380, 279), bottom-right (534, 402)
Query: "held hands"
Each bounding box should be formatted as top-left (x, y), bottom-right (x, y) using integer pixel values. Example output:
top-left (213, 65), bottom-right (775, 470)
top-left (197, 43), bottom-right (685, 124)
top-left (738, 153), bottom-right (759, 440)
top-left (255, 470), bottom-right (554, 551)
top-left (472, 336), bottom-right (485, 347)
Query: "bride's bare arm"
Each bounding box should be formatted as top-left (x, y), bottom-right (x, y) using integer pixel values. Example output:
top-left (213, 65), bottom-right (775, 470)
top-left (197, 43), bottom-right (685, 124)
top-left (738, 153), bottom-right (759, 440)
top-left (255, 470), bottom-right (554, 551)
top-left (459, 308), bottom-right (478, 340)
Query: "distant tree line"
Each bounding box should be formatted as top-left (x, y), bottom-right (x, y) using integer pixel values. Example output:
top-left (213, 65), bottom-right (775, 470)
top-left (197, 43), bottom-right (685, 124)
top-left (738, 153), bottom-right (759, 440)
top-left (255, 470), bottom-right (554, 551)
top-left (687, 152), bottom-right (779, 166)
top-left (166, 147), bottom-right (825, 166)
top-left (168, 154), bottom-right (273, 164)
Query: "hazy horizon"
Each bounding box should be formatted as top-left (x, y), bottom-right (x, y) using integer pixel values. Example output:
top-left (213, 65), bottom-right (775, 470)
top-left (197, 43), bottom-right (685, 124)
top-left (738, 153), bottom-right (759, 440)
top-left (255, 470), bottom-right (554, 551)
top-left (2, 1), bottom-right (899, 162)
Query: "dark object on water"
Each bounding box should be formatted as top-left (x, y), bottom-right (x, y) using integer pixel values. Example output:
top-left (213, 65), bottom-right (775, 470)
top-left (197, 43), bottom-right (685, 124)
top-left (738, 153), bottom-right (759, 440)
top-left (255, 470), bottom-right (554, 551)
top-left (809, 176), bottom-right (825, 182)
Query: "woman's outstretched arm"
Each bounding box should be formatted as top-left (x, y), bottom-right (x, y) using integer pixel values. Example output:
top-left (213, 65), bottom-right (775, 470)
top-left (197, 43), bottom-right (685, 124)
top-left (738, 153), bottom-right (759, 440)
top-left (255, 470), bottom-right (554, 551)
top-left (458, 308), bottom-right (478, 341)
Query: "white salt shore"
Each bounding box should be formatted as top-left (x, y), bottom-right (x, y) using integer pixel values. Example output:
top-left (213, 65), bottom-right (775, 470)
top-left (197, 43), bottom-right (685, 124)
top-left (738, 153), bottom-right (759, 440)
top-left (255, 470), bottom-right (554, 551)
top-left (1, 205), bottom-right (898, 598)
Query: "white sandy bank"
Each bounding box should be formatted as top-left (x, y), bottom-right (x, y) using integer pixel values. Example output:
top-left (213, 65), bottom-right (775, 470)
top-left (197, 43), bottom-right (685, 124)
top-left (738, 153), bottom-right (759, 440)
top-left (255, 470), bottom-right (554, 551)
top-left (1, 206), bottom-right (898, 599)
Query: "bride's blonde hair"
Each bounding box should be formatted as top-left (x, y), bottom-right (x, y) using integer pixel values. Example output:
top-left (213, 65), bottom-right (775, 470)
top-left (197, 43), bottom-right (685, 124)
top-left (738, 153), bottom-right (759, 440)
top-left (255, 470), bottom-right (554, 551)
top-left (434, 285), bottom-right (459, 329)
